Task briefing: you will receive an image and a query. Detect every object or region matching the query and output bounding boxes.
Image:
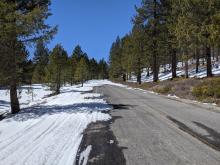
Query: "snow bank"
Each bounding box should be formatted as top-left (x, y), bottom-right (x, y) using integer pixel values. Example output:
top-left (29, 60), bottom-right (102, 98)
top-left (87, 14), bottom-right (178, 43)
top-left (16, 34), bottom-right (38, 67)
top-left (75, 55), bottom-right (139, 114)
top-left (0, 80), bottom-right (117, 165)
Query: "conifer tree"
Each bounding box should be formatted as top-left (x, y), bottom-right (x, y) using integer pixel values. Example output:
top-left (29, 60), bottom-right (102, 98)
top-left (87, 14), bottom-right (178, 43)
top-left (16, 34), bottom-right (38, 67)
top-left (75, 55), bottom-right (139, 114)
top-left (134, 0), bottom-right (163, 82)
top-left (121, 34), bottom-right (134, 80)
top-left (75, 58), bottom-right (88, 87)
top-left (0, 0), bottom-right (56, 113)
top-left (131, 25), bottom-right (148, 84)
top-left (98, 58), bottom-right (108, 80)
top-left (47, 44), bottom-right (68, 94)
top-left (32, 40), bottom-right (49, 83)
top-left (89, 58), bottom-right (99, 79)
top-left (70, 45), bottom-right (84, 84)
top-left (194, 0), bottom-right (220, 77)
top-left (109, 37), bottom-right (123, 80)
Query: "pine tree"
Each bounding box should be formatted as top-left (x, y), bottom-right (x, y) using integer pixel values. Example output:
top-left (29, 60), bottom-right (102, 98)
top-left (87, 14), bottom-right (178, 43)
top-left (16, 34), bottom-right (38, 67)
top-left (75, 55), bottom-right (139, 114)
top-left (32, 40), bottom-right (49, 83)
top-left (172, 0), bottom-right (220, 78)
top-left (75, 58), bottom-right (88, 87)
top-left (47, 44), bottom-right (68, 94)
top-left (109, 37), bottom-right (123, 80)
top-left (72, 45), bottom-right (84, 60)
top-left (162, 0), bottom-right (179, 79)
top-left (89, 58), bottom-right (99, 79)
top-left (98, 58), bottom-right (108, 80)
top-left (22, 60), bottom-right (34, 85)
top-left (70, 45), bottom-right (84, 84)
top-left (130, 25), bottom-right (148, 84)
top-left (134, 0), bottom-right (164, 82)
top-left (194, 0), bottom-right (220, 77)
top-left (121, 34), bottom-right (134, 80)
top-left (0, 0), bottom-right (56, 113)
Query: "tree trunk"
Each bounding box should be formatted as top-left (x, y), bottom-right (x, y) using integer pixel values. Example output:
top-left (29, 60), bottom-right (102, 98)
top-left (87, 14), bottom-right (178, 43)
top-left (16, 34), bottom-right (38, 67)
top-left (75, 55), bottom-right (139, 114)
top-left (184, 53), bottom-right (189, 78)
top-left (122, 74), bottom-right (126, 82)
top-left (137, 71), bottom-right (141, 85)
top-left (185, 61), bottom-right (189, 78)
top-left (196, 49), bottom-right (200, 73)
top-left (152, 45), bottom-right (158, 82)
top-left (152, 0), bottom-right (158, 82)
top-left (171, 49), bottom-right (177, 79)
top-left (137, 57), bottom-right (141, 85)
top-left (147, 67), bottom-right (150, 77)
top-left (81, 80), bottom-right (83, 87)
top-left (153, 55), bottom-right (159, 82)
top-left (56, 67), bottom-right (61, 94)
top-left (10, 38), bottom-right (20, 114)
top-left (137, 75), bottom-right (141, 85)
top-left (10, 79), bottom-right (20, 114)
top-left (206, 46), bottom-right (212, 77)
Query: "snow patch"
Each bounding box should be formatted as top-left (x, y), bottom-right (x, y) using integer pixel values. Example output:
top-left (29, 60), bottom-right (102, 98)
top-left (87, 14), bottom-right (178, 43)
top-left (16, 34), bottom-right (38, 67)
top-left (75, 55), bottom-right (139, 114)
top-left (167, 94), bottom-right (179, 99)
top-left (0, 80), bottom-right (117, 165)
top-left (79, 145), bottom-right (92, 165)
top-left (110, 140), bottom-right (114, 144)
top-left (128, 62), bottom-right (220, 83)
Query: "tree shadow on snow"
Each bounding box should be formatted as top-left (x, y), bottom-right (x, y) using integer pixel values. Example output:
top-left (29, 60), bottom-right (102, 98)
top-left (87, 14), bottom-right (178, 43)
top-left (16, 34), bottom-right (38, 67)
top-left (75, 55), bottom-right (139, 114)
top-left (5, 102), bottom-right (111, 122)
top-left (0, 100), bottom-right (10, 109)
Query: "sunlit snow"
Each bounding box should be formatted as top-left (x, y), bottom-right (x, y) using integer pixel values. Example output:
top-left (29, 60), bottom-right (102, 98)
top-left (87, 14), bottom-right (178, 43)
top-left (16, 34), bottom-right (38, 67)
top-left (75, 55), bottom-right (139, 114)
top-left (0, 80), bottom-right (122, 165)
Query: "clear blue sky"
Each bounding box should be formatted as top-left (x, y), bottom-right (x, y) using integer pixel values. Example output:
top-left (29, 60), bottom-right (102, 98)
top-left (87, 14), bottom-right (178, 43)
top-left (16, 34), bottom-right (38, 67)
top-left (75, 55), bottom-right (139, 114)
top-left (40, 0), bottom-right (141, 61)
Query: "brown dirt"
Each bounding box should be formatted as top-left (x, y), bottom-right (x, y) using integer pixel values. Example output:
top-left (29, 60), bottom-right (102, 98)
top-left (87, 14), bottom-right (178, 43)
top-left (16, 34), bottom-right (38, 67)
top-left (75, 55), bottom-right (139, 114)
top-left (113, 77), bottom-right (220, 105)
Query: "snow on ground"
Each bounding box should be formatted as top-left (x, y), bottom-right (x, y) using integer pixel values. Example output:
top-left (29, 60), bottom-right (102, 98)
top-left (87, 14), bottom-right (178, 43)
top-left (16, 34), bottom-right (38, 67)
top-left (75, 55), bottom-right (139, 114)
top-left (0, 84), bottom-right (51, 113)
top-left (129, 63), bottom-right (220, 83)
top-left (0, 80), bottom-right (120, 165)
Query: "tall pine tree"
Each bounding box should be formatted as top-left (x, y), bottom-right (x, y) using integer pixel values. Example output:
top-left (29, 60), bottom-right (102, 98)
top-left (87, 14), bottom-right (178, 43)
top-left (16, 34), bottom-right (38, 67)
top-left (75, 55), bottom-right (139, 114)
top-left (0, 0), bottom-right (56, 113)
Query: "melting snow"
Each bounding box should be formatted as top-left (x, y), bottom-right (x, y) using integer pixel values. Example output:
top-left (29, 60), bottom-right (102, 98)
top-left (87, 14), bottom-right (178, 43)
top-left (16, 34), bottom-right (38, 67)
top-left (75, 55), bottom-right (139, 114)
top-left (0, 80), bottom-right (120, 165)
top-left (78, 145), bottom-right (92, 165)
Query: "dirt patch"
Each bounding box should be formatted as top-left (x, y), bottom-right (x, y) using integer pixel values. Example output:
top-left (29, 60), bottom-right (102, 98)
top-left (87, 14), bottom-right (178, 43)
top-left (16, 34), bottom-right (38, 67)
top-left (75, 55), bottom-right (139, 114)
top-left (114, 77), bottom-right (220, 105)
top-left (75, 116), bottom-right (126, 165)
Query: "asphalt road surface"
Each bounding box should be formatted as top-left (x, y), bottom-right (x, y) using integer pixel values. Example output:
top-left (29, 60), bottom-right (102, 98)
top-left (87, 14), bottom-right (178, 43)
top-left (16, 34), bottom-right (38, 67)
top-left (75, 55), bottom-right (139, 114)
top-left (94, 85), bottom-right (220, 165)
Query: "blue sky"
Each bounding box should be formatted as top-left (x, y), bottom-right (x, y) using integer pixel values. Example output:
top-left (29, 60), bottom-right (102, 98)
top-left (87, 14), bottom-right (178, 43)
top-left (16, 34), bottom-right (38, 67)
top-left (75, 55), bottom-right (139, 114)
top-left (43, 0), bottom-right (141, 61)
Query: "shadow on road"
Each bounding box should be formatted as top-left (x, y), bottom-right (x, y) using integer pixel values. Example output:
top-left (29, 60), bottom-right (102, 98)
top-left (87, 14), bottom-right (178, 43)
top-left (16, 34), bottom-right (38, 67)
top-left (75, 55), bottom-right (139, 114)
top-left (193, 121), bottom-right (220, 150)
top-left (110, 104), bottom-right (136, 110)
top-left (167, 115), bottom-right (220, 151)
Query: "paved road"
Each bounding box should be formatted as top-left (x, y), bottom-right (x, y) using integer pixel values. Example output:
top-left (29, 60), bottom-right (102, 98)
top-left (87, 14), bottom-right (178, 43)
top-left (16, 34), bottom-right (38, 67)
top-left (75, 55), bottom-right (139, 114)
top-left (95, 85), bottom-right (220, 165)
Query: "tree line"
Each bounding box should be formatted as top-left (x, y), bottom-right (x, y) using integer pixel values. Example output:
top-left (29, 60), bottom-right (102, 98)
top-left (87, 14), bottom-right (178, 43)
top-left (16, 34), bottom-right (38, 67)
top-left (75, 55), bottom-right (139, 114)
top-left (109, 0), bottom-right (220, 84)
top-left (32, 42), bottom-right (108, 93)
top-left (0, 0), bottom-right (108, 114)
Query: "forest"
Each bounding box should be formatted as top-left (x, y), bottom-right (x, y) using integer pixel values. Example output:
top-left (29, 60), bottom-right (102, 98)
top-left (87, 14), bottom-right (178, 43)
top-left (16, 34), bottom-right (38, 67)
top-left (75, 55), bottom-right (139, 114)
top-left (109, 0), bottom-right (220, 84)
top-left (0, 0), bottom-right (108, 114)
top-left (1, 0), bottom-right (220, 114)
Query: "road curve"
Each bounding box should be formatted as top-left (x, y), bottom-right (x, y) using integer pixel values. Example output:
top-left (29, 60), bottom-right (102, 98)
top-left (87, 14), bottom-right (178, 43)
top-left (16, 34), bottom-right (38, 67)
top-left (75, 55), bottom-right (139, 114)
top-left (95, 85), bottom-right (220, 165)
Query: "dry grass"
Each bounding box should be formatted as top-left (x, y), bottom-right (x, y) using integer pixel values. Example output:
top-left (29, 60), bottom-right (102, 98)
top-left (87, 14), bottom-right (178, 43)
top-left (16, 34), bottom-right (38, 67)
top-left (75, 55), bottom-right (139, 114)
top-left (113, 77), bottom-right (220, 105)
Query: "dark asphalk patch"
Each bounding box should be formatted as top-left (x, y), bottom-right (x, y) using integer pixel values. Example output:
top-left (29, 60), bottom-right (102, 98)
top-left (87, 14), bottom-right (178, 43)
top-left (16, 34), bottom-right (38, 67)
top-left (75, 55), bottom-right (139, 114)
top-left (75, 116), bottom-right (126, 165)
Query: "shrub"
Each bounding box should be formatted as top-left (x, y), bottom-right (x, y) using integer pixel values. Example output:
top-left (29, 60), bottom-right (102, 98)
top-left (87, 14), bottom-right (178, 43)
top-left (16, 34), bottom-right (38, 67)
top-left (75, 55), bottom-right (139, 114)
top-left (192, 78), bottom-right (220, 100)
top-left (154, 85), bottom-right (172, 94)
